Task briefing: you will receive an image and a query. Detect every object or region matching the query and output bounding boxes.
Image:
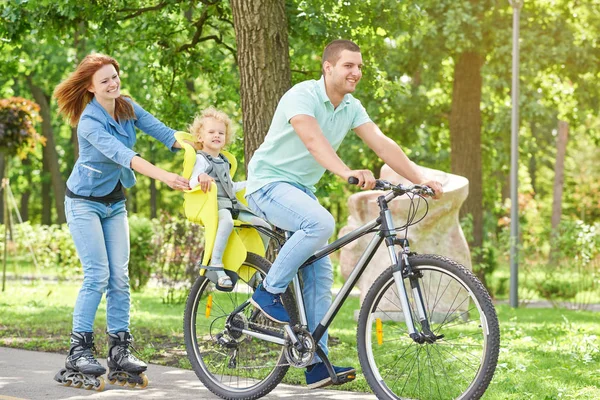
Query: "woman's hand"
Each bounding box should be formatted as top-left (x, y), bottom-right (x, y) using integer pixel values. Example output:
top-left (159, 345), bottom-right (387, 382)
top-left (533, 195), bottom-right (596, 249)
top-left (164, 172), bottom-right (190, 191)
top-left (197, 173), bottom-right (214, 192)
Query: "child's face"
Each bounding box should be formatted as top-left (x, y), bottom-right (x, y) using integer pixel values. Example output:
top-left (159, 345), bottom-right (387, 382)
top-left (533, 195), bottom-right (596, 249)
top-left (198, 118), bottom-right (227, 153)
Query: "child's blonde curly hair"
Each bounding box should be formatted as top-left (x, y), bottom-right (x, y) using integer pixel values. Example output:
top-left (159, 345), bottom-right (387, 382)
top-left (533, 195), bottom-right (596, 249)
top-left (188, 107), bottom-right (234, 149)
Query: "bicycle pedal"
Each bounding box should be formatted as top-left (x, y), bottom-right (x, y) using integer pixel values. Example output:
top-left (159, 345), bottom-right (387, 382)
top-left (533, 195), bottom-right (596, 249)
top-left (333, 372), bottom-right (356, 385)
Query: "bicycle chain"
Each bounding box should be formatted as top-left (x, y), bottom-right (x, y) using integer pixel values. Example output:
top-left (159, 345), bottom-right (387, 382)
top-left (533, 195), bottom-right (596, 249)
top-left (223, 317), bottom-right (311, 369)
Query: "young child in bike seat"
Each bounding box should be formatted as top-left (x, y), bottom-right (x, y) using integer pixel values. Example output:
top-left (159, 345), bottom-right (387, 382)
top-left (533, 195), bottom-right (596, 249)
top-left (189, 107), bottom-right (271, 289)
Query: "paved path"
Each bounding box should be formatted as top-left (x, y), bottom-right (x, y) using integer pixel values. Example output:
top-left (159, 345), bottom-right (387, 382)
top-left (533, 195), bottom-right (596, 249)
top-left (0, 347), bottom-right (376, 400)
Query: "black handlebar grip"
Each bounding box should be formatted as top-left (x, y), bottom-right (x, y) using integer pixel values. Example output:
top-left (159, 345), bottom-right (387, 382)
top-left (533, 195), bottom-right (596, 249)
top-left (348, 177), bottom-right (359, 185)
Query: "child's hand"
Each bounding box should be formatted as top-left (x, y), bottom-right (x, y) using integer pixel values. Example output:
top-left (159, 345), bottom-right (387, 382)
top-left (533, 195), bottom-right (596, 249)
top-left (198, 173), bottom-right (214, 192)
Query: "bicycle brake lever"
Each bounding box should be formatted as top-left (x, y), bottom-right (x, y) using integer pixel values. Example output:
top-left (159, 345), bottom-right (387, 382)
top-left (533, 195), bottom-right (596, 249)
top-left (374, 180), bottom-right (389, 190)
top-left (423, 186), bottom-right (435, 197)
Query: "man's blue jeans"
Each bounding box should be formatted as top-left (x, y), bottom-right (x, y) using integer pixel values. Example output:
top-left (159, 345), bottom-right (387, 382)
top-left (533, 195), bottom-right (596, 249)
top-left (247, 182), bottom-right (335, 358)
top-left (65, 197), bottom-right (131, 333)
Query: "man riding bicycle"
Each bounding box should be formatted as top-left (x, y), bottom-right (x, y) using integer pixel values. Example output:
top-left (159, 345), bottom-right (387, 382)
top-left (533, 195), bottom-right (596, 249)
top-left (246, 39), bottom-right (443, 389)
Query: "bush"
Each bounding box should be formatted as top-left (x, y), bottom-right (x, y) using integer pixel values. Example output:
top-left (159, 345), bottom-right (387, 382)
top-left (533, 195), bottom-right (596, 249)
top-left (129, 215), bottom-right (155, 291)
top-left (150, 213), bottom-right (204, 304)
top-left (0, 222), bottom-right (81, 279)
top-left (460, 214), bottom-right (499, 293)
top-left (538, 220), bottom-right (599, 301)
top-left (3, 214), bottom-right (207, 299)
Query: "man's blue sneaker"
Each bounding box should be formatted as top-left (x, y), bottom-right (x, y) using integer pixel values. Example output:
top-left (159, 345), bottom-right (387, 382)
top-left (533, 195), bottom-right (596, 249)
top-left (250, 283), bottom-right (291, 324)
top-left (305, 362), bottom-right (356, 389)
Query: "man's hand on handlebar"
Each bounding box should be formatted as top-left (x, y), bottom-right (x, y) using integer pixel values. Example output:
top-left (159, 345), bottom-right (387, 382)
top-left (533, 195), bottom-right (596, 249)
top-left (420, 180), bottom-right (443, 199)
top-left (343, 170), bottom-right (376, 190)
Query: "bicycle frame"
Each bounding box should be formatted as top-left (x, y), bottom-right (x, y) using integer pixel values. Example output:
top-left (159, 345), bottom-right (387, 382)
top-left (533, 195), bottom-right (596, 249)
top-left (233, 188), bottom-right (433, 357)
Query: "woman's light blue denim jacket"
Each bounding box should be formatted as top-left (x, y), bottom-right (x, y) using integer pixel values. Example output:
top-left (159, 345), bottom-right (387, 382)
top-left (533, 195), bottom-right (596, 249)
top-left (66, 97), bottom-right (177, 197)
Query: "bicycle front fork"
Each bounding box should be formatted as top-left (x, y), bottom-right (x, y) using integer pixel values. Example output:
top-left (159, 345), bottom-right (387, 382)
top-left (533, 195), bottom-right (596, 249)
top-left (386, 236), bottom-right (443, 344)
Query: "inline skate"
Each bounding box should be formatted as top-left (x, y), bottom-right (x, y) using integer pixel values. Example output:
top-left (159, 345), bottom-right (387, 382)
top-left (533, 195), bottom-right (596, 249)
top-left (106, 331), bottom-right (148, 388)
top-left (54, 332), bottom-right (106, 391)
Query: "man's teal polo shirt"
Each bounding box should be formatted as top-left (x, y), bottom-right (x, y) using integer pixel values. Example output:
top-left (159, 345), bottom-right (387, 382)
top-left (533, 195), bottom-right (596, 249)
top-left (246, 76), bottom-right (372, 195)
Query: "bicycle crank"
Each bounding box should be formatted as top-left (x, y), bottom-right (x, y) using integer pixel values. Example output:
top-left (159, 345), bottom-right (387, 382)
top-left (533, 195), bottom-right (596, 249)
top-left (283, 326), bottom-right (315, 368)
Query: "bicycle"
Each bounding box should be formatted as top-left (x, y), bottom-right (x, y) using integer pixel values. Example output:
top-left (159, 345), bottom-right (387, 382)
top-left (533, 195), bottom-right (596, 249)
top-left (183, 178), bottom-right (500, 400)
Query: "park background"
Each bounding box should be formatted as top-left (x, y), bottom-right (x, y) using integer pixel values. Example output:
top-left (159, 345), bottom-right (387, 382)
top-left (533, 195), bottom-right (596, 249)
top-left (0, 1), bottom-right (598, 399)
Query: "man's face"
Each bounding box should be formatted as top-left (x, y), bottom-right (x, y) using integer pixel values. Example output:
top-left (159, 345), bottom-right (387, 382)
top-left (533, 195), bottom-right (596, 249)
top-left (324, 50), bottom-right (363, 95)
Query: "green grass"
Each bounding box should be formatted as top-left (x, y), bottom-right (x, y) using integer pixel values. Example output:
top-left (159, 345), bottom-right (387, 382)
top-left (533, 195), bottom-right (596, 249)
top-left (0, 280), bottom-right (598, 399)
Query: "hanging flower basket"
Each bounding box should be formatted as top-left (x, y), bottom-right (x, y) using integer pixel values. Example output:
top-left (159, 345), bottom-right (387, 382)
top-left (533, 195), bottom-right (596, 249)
top-left (0, 97), bottom-right (44, 158)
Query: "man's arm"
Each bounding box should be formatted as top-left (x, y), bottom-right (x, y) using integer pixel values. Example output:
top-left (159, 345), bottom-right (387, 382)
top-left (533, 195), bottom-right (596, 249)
top-left (354, 122), bottom-right (443, 198)
top-left (290, 114), bottom-right (376, 189)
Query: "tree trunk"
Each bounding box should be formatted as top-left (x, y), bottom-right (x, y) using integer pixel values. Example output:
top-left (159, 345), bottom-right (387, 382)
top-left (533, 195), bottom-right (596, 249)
top-left (69, 20), bottom-right (86, 167)
top-left (129, 185), bottom-right (138, 214)
top-left (71, 126), bottom-right (79, 162)
top-left (551, 121), bottom-right (569, 231)
top-left (150, 179), bottom-right (157, 219)
top-left (449, 51), bottom-right (484, 272)
top-left (0, 154), bottom-right (4, 224)
top-left (231, 0), bottom-right (291, 167)
top-left (19, 157), bottom-right (31, 222)
top-left (27, 78), bottom-right (66, 224)
top-left (528, 122), bottom-right (538, 195)
top-left (41, 149), bottom-right (52, 225)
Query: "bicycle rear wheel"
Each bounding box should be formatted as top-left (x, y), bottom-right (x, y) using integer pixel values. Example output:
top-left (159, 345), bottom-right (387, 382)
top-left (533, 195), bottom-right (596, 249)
top-left (184, 252), bottom-right (298, 400)
top-left (357, 254), bottom-right (500, 400)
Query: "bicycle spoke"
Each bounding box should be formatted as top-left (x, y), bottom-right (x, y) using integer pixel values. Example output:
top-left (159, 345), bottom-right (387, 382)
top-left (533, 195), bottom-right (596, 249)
top-left (434, 305), bottom-right (478, 332)
top-left (397, 346), bottom-right (423, 396)
top-left (433, 342), bottom-right (480, 371)
top-left (433, 290), bottom-right (470, 331)
top-left (380, 344), bottom-right (420, 382)
top-left (425, 344), bottom-right (443, 400)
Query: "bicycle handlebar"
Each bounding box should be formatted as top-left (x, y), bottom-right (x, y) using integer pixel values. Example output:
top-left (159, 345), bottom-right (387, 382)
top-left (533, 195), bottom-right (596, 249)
top-left (347, 177), bottom-right (435, 197)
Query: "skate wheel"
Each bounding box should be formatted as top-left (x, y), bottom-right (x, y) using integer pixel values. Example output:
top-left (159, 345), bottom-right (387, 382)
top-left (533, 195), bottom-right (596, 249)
top-left (118, 379), bottom-right (127, 386)
top-left (127, 382), bottom-right (137, 388)
top-left (140, 373), bottom-right (149, 389)
top-left (64, 379), bottom-right (72, 387)
top-left (73, 381), bottom-right (83, 388)
top-left (96, 376), bottom-right (106, 392)
top-left (84, 384), bottom-right (93, 390)
top-left (109, 378), bottom-right (117, 384)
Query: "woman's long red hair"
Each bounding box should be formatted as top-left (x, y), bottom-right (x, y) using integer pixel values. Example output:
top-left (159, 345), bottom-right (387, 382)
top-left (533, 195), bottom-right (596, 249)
top-left (53, 54), bottom-right (135, 127)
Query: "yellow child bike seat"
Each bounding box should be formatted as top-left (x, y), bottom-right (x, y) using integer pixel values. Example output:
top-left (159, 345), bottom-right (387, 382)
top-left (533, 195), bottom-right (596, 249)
top-left (175, 132), bottom-right (266, 286)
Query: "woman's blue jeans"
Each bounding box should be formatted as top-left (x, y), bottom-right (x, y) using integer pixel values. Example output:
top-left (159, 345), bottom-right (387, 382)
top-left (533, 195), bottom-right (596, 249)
top-left (65, 197), bottom-right (131, 334)
top-left (247, 182), bottom-right (335, 358)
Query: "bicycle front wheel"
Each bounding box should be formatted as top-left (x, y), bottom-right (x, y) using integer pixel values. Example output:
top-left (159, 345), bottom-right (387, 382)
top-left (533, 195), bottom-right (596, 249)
top-left (184, 252), bottom-right (298, 400)
top-left (357, 254), bottom-right (500, 400)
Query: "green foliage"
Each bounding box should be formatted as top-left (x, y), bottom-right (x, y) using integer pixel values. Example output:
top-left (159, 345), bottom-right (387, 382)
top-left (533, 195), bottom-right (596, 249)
top-left (128, 215), bottom-right (155, 291)
top-left (460, 213), bottom-right (499, 291)
top-left (1, 222), bottom-right (80, 279)
top-left (0, 97), bottom-right (44, 157)
top-left (535, 219), bottom-right (600, 301)
top-left (150, 213), bottom-right (204, 304)
top-left (4, 216), bottom-right (209, 295)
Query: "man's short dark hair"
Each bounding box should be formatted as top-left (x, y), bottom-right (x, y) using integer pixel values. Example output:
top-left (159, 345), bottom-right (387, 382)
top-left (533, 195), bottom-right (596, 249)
top-left (322, 40), bottom-right (361, 72)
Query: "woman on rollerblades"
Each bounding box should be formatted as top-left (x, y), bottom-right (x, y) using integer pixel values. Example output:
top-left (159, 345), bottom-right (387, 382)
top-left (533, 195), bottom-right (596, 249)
top-left (52, 53), bottom-right (189, 391)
